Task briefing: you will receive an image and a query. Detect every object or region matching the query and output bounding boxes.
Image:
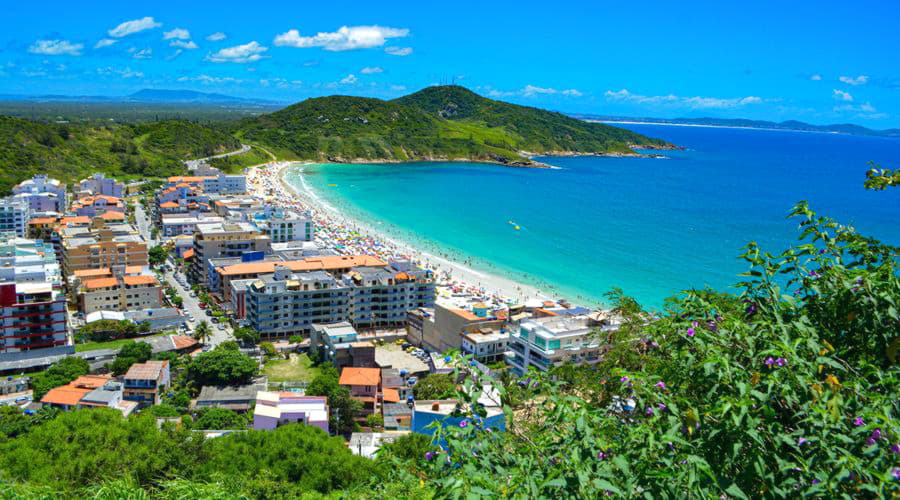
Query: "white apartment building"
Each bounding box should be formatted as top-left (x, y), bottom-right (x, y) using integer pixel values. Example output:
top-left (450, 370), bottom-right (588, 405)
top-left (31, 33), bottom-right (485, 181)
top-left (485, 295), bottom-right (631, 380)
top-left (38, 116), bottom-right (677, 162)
top-left (0, 199), bottom-right (29, 237)
top-left (11, 175), bottom-right (67, 213)
top-left (508, 316), bottom-right (606, 374)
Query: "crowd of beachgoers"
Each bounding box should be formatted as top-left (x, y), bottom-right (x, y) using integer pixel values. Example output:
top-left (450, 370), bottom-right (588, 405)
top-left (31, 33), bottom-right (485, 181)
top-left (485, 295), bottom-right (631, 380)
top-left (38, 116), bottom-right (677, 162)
top-left (246, 162), bottom-right (560, 310)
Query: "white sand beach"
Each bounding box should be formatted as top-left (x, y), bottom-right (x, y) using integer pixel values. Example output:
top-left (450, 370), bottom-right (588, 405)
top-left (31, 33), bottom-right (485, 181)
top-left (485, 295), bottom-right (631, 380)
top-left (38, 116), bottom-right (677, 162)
top-left (246, 161), bottom-right (557, 308)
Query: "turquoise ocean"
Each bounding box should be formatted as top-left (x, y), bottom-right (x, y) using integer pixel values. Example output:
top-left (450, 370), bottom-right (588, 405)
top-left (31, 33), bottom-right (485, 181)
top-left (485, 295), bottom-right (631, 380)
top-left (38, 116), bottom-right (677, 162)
top-left (286, 124), bottom-right (900, 308)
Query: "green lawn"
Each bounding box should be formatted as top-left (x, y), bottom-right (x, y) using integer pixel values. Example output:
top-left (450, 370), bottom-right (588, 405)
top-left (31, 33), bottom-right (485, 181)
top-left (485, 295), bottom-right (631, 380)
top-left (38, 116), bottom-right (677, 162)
top-left (75, 334), bottom-right (166, 353)
top-left (263, 353), bottom-right (321, 383)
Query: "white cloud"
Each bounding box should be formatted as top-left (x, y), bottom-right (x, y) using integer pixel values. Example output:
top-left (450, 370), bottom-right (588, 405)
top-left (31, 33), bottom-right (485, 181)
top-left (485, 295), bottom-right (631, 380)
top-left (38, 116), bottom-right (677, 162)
top-left (97, 66), bottom-right (144, 78)
top-left (206, 32), bottom-right (227, 42)
top-left (832, 89), bottom-right (853, 102)
top-left (163, 28), bottom-right (190, 40)
top-left (810, 74), bottom-right (822, 81)
top-left (170, 40), bottom-right (198, 49)
top-left (604, 88), bottom-right (764, 109)
top-left (108, 17), bottom-right (162, 38)
top-left (274, 25), bottom-right (409, 51)
top-left (838, 75), bottom-right (868, 86)
top-left (833, 102), bottom-right (882, 118)
top-left (384, 46), bottom-right (413, 56)
top-left (177, 74), bottom-right (242, 84)
top-left (486, 84), bottom-right (585, 99)
top-left (390, 84), bottom-right (407, 92)
top-left (360, 66), bottom-right (383, 74)
top-left (28, 40), bottom-right (83, 56)
top-left (167, 49), bottom-right (183, 60)
top-left (340, 74), bottom-right (358, 84)
top-left (206, 41), bottom-right (268, 63)
top-left (132, 48), bottom-right (152, 59)
top-left (94, 39), bottom-right (117, 49)
top-left (260, 77), bottom-right (302, 89)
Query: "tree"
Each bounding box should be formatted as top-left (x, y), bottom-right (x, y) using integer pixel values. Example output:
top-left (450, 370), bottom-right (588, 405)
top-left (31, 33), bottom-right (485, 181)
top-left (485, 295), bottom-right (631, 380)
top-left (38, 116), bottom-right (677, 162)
top-left (148, 245), bottom-right (168, 266)
top-left (288, 335), bottom-right (303, 345)
top-left (187, 344), bottom-right (257, 387)
top-left (259, 341), bottom-right (277, 358)
top-left (365, 413), bottom-right (383, 430)
top-left (233, 326), bottom-right (260, 345)
top-left (306, 365), bottom-right (361, 435)
top-left (193, 321), bottom-right (212, 344)
top-left (413, 373), bottom-right (456, 400)
top-left (109, 340), bottom-right (153, 376)
top-left (172, 295), bottom-right (183, 308)
top-left (191, 408), bottom-right (248, 430)
top-left (31, 357), bottom-right (90, 399)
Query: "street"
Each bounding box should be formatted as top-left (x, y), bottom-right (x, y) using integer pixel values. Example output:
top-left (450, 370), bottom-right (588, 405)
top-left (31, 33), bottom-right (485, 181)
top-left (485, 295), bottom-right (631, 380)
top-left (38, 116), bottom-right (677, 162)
top-left (134, 199), bottom-right (233, 347)
top-left (184, 144), bottom-right (251, 171)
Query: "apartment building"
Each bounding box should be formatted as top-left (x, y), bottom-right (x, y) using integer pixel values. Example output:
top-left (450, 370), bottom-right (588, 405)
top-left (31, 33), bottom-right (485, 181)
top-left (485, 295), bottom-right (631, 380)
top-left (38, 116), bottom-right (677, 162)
top-left (245, 268), bottom-right (351, 339)
top-left (246, 206), bottom-right (313, 243)
top-left (11, 175), bottom-right (67, 213)
top-left (76, 272), bottom-right (162, 315)
top-left (59, 221), bottom-right (148, 274)
top-left (310, 322), bottom-right (376, 369)
top-left (507, 316), bottom-right (605, 374)
top-left (0, 198), bottom-right (29, 237)
top-left (210, 195), bottom-right (263, 218)
top-left (188, 221), bottom-right (270, 286)
top-left (160, 212), bottom-right (224, 237)
top-left (0, 234), bottom-right (67, 359)
top-left (70, 195), bottom-right (125, 218)
top-left (460, 323), bottom-right (510, 364)
top-left (165, 172), bottom-right (246, 196)
top-left (253, 392), bottom-right (329, 432)
top-left (123, 360), bottom-right (170, 407)
top-left (345, 263), bottom-right (435, 331)
top-left (75, 173), bottom-right (125, 198)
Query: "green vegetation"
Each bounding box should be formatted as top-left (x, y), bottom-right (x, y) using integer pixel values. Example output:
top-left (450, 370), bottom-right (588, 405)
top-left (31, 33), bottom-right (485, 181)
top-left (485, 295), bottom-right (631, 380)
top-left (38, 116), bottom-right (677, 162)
top-left (0, 117), bottom-right (240, 194)
top-left (109, 341), bottom-right (153, 376)
top-left (208, 144), bottom-right (272, 173)
top-left (305, 364), bottom-right (361, 435)
top-left (186, 343), bottom-right (257, 387)
top-left (235, 85), bottom-right (671, 166)
top-left (74, 335), bottom-right (160, 353)
top-left (30, 357), bottom-right (89, 400)
top-left (263, 353), bottom-right (321, 383)
top-left (190, 407), bottom-right (249, 430)
top-left (75, 319), bottom-right (150, 344)
top-left (413, 373), bottom-right (456, 399)
top-left (148, 245), bottom-right (169, 267)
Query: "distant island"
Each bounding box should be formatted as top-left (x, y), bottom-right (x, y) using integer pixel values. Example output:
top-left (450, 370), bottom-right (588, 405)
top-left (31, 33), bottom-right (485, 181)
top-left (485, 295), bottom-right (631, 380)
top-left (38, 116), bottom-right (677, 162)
top-left (233, 85), bottom-right (675, 167)
top-left (573, 114), bottom-right (900, 138)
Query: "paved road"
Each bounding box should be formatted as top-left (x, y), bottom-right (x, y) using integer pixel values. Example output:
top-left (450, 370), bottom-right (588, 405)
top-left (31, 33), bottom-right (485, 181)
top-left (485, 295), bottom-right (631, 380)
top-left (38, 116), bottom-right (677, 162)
top-left (162, 267), bottom-right (234, 347)
top-left (185, 144), bottom-right (251, 170)
top-left (134, 201), bottom-right (157, 247)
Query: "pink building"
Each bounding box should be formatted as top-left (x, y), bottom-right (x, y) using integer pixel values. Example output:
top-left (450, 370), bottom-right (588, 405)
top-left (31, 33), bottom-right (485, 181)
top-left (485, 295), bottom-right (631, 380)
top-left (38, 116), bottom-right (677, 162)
top-left (252, 391), bottom-right (329, 433)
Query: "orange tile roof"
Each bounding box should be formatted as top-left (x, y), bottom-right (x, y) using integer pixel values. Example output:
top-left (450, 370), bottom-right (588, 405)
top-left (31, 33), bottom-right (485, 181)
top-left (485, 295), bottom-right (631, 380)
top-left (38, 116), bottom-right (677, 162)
top-left (125, 265), bottom-right (144, 274)
top-left (168, 176), bottom-right (214, 183)
top-left (450, 308), bottom-right (481, 322)
top-left (83, 277), bottom-right (119, 290)
top-left (219, 255), bottom-right (386, 277)
top-left (41, 386), bottom-right (92, 406)
top-left (171, 335), bottom-right (199, 350)
top-left (339, 367), bottom-right (381, 387)
top-left (99, 211), bottom-right (125, 220)
top-left (159, 201), bottom-right (179, 208)
top-left (74, 268), bottom-right (112, 278)
top-left (123, 275), bottom-right (158, 286)
top-left (59, 216), bottom-right (91, 226)
top-left (71, 375), bottom-right (112, 389)
top-left (182, 248), bottom-right (195, 259)
top-left (28, 216), bottom-right (58, 225)
top-left (382, 388), bottom-right (400, 403)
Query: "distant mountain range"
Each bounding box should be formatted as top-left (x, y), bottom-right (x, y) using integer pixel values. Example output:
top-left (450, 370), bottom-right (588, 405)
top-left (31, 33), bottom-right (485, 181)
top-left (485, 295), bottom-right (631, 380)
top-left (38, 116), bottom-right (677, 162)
top-left (572, 114), bottom-right (900, 138)
top-left (0, 89), bottom-right (278, 105)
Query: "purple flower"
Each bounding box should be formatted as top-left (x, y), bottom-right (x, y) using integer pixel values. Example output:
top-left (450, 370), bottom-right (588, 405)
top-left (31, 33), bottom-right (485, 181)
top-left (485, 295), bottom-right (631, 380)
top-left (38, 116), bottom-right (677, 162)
top-left (687, 328), bottom-right (695, 337)
top-left (890, 443), bottom-right (900, 454)
top-left (745, 304), bottom-right (757, 315)
top-left (798, 437), bottom-right (808, 446)
top-left (715, 315), bottom-right (723, 322)
top-left (657, 402), bottom-right (667, 411)
top-left (819, 249), bottom-right (826, 254)
top-left (853, 417), bottom-right (865, 427)
top-left (775, 357), bottom-right (786, 367)
top-left (692, 320), bottom-right (699, 328)
top-left (765, 357), bottom-right (775, 366)
top-left (655, 381), bottom-right (666, 389)
top-left (596, 451), bottom-right (607, 460)
top-left (645, 407), bottom-right (655, 416)
top-left (707, 321), bottom-right (718, 332)
top-left (667, 442), bottom-right (675, 451)
top-left (872, 428), bottom-right (882, 441)
top-left (809, 270), bottom-right (818, 277)
top-left (893, 468), bottom-right (900, 480)
top-left (620, 376), bottom-right (629, 383)
top-left (811, 479), bottom-right (821, 485)
top-left (459, 420), bottom-right (468, 428)
top-left (650, 341), bottom-right (660, 348)
top-left (425, 451), bottom-right (435, 461)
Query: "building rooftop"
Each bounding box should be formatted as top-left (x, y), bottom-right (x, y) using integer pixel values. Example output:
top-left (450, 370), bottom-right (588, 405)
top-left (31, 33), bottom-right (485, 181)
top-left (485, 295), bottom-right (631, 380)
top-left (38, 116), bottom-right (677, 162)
top-left (219, 255), bottom-right (385, 276)
top-left (197, 384), bottom-right (261, 402)
top-left (123, 360), bottom-right (167, 381)
top-left (339, 367), bottom-right (381, 387)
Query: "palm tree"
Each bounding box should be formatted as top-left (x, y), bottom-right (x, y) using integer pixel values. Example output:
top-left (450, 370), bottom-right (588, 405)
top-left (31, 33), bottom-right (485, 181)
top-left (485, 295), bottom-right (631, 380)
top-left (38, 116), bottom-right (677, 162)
top-left (194, 321), bottom-right (212, 344)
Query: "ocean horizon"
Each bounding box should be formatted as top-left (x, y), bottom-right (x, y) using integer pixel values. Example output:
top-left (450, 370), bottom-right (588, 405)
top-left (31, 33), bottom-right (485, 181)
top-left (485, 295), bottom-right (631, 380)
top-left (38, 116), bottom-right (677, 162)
top-left (287, 123), bottom-right (900, 308)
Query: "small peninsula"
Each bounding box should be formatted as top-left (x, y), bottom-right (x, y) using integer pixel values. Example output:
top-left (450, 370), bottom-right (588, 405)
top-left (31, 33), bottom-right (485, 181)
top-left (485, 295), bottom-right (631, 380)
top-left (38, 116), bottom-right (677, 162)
top-left (233, 85), bottom-right (675, 167)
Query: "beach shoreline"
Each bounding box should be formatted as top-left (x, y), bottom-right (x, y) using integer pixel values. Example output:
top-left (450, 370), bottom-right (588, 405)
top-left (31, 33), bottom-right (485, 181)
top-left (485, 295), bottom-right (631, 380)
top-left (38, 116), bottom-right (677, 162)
top-left (246, 161), bottom-right (561, 308)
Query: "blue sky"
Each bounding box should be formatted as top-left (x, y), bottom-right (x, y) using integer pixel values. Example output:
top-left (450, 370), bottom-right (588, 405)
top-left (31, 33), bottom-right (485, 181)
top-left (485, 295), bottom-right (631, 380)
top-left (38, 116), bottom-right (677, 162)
top-left (2, 1), bottom-right (899, 127)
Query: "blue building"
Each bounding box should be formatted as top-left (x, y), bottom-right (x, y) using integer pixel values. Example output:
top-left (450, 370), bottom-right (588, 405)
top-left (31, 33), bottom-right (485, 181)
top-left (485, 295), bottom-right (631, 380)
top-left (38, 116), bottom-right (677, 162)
top-left (411, 385), bottom-right (505, 436)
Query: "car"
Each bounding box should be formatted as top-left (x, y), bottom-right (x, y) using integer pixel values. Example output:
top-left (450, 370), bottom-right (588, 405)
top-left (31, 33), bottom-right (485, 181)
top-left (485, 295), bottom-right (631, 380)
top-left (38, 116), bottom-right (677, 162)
top-left (205, 309), bottom-right (213, 317)
top-left (211, 317), bottom-right (219, 324)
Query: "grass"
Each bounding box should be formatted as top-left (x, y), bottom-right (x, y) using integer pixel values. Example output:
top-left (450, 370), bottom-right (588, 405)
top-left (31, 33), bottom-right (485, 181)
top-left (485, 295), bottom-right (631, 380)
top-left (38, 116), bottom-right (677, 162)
top-left (75, 333), bottom-right (166, 353)
top-left (263, 353), bottom-right (322, 383)
top-left (208, 145), bottom-right (273, 173)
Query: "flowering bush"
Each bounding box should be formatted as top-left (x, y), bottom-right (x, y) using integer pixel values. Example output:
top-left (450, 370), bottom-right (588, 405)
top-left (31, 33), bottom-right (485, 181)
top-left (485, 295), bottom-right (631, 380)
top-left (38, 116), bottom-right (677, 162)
top-left (386, 203), bottom-right (898, 498)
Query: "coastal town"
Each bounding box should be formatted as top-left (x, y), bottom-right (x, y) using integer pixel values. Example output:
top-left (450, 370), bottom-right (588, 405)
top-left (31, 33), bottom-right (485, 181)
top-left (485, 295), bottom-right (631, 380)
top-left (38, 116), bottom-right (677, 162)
top-left (0, 153), bottom-right (620, 453)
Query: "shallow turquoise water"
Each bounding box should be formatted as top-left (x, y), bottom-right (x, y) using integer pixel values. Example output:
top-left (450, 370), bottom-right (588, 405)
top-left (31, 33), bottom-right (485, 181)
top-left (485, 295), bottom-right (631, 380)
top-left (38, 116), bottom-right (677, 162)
top-left (287, 124), bottom-right (900, 308)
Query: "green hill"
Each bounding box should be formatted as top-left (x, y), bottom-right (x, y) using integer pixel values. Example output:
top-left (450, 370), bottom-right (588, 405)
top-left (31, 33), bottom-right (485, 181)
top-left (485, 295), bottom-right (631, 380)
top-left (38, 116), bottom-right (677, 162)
top-left (236, 85), bottom-right (672, 165)
top-left (0, 117), bottom-right (240, 194)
